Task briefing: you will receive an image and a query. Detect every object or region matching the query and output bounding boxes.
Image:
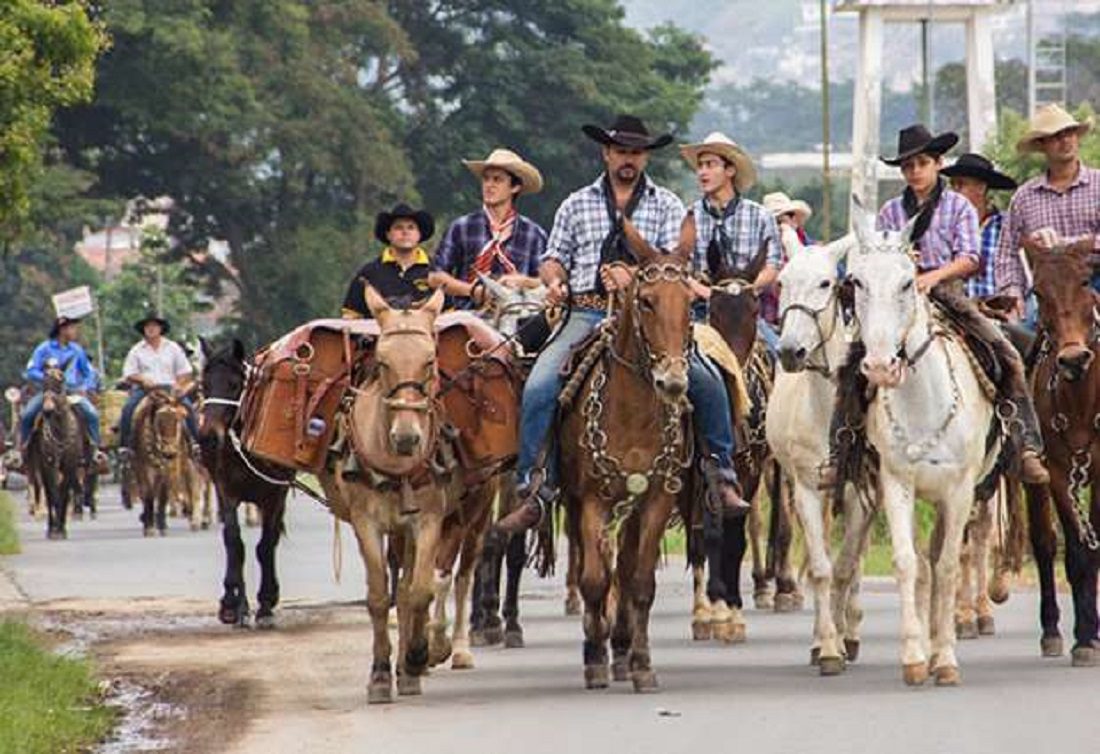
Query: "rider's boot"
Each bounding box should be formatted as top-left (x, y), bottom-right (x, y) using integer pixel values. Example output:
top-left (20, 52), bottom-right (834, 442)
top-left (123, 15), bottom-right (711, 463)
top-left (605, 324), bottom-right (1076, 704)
top-left (701, 455), bottom-right (749, 517)
top-left (1000, 397), bottom-right (1049, 485)
top-left (495, 475), bottom-right (557, 535)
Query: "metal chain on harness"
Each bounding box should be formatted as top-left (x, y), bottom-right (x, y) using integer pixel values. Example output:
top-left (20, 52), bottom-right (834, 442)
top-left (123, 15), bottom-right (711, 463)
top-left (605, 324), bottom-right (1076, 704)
top-left (1051, 411), bottom-right (1100, 551)
top-left (881, 336), bottom-right (962, 464)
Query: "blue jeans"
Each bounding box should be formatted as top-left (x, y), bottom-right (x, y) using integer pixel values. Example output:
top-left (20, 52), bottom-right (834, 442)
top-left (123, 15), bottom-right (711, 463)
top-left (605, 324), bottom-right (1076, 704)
top-left (20, 393), bottom-right (101, 446)
top-left (757, 319), bottom-right (779, 356)
top-left (516, 309), bottom-right (737, 486)
top-left (120, 388), bottom-right (198, 447)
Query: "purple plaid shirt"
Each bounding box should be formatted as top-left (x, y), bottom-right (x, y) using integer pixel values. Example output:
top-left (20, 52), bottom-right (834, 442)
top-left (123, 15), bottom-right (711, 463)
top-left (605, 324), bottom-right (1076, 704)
top-left (434, 209), bottom-right (547, 280)
top-left (877, 188), bottom-right (981, 270)
top-left (995, 164), bottom-right (1100, 299)
top-left (966, 210), bottom-right (1003, 299)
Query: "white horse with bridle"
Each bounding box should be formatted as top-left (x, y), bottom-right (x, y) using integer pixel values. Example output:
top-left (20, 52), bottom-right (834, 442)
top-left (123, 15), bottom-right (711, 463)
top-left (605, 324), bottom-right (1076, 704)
top-left (766, 227), bottom-right (870, 675)
top-left (846, 208), bottom-right (996, 686)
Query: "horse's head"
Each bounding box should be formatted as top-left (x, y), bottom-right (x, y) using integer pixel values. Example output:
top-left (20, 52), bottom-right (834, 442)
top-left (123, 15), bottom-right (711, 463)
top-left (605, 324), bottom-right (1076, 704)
top-left (775, 233), bottom-right (855, 373)
top-left (620, 220), bottom-right (693, 400)
top-left (363, 286), bottom-right (445, 459)
top-left (151, 393), bottom-right (186, 459)
top-left (1031, 239), bottom-right (1097, 382)
top-left (847, 202), bottom-right (922, 388)
top-left (198, 337), bottom-right (248, 446)
top-left (478, 272), bottom-right (548, 345)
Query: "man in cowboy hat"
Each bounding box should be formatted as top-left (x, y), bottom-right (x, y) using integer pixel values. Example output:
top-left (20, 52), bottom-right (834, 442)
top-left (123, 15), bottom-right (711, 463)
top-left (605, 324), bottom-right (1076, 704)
top-left (763, 191), bottom-right (813, 246)
top-left (824, 124), bottom-right (1048, 488)
top-left (940, 153), bottom-right (1018, 300)
top-left (16, 316), bottom-right (106, 470)
top-left (678, 131), bottom-right (782, 352)
top-left (496, 114), bottom-right (746, 534)
top-left (342, 204), bottom-right (436, 318)
top-left (118, 312), bottom-right (198, 455)
top-left (996, 103), bottom-right (1100, 312)
top-left (430, 148), bottom-right (548, 302)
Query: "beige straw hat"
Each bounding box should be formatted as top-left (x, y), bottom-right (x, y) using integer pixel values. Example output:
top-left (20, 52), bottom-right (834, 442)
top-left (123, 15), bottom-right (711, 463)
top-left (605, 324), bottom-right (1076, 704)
top-left (680, 132), bottom-right (757, 193)
top-left (462, 148), bottom-right (544, 195)
top-left (763, 192), bottom-right (813, 224)
top-left (1016, 104), bottom-right (1093, 155)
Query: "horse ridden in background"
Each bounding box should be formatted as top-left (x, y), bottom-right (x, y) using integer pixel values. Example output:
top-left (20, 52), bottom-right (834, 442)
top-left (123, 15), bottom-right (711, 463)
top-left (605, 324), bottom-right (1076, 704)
top-left (130, 387), bottom-right (191, 536)
top-left (24, 364), bottom-right (86, 539)
top-left (199, 338), bottom-right (291, 628)
top-left (1025, 240), bottom-right (1100, 667)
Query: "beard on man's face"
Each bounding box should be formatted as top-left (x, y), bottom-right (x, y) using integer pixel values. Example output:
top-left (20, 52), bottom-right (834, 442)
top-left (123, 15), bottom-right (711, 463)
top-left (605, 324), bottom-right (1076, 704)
top-left (615, 164), bottom-right (638, 182)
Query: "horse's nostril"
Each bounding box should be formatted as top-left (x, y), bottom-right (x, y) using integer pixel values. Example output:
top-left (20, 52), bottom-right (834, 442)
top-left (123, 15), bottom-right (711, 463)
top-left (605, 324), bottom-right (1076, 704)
top-left (795, 347), bottom-right (807, 360)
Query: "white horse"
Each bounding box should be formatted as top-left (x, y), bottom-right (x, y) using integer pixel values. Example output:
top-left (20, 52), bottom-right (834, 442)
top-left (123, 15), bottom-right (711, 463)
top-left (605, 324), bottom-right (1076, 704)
top-left (766, 228), bottom-right (870, 675)
top-left (847, 211), bottom-right (996, 686)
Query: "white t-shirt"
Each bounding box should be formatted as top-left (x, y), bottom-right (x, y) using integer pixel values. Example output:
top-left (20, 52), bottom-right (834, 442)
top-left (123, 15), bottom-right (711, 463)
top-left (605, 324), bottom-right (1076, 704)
top-left (122, 338), bottom-right (193, 386)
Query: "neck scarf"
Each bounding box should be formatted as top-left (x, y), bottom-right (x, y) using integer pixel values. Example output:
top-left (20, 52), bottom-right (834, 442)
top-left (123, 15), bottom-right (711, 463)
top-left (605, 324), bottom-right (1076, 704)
top-left (470, 205), bottom-right (518, 281)
top-left (704, 193), bottom-right (741, 280)
top-left (901, 177), bottom-right (945, 249)
top-left (596, 173), bottom-right (647, 294)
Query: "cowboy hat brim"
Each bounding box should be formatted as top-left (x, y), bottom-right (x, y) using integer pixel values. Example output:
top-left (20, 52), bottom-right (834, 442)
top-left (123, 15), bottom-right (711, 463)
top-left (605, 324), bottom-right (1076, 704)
top-left (880, 132), bottom-right (959, 166)
top-left (772, 199), bottom-right (813, 223)
top-left (582, 124), bottom-right (673, 151)
top-left (680, 143), bottom-right (757, 193)
top-left (1016, 119), bottom-right (1094, 154)
top-left (940, 162), bottom-right (1018, 191)
top-left (463, 157), bottom-right (544, 195)
top-left (134, 316), bottom-right (171, 335)
top-left (374, 209), bottom-right (435, 245)
top-left (50, 317), bottom-right (82, 339)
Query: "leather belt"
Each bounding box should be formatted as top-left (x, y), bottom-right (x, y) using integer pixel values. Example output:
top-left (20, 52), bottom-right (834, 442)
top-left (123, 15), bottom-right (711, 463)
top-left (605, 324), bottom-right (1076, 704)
top-left (572, 292), bottom-right (608, 311)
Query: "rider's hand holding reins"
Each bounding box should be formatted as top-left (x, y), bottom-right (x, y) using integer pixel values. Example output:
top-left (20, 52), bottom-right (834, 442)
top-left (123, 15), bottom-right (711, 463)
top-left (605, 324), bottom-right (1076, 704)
top-left (600, 263), bottom-right (634, 293)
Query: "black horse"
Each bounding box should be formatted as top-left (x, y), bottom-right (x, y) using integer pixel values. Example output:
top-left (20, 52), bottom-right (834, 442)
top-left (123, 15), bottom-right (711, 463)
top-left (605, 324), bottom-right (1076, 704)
top-left (470, 488), bottom-right (528, 647)
top-left (199, 338), bottom-right (291, 628)
top-left (25, 367), bottom-right (85, 539)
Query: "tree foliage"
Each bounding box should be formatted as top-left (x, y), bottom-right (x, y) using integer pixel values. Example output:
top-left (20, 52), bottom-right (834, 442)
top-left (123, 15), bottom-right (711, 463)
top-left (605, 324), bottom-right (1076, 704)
top-left (984, 102), bottom-right (1100, 186)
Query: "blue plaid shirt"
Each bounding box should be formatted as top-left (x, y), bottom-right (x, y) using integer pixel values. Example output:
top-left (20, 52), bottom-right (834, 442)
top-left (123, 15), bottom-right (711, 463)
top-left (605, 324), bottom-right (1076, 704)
top-left (689, 196), bottom-right (782, 278)
top-left (543, 174), bottom-right (684, 294)
top-left (434, 209), bottom-right (547, 279)
top-left (965, 210), bottom-right (1002, 299)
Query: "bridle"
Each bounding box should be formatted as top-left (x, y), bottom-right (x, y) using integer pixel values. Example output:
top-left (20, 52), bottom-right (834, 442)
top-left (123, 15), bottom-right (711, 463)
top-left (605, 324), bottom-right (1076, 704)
top-left (367, 325), bottom-right (438, 415)
top-left (778, 284), bottom-right (840, 377)
top-left (607, 262), bottom-right (692, 382)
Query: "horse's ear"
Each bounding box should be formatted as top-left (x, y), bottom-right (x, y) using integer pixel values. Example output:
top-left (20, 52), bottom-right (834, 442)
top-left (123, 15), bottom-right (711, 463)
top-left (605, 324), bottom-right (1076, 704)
top-left (676, 213), bottom-right (697, 267)
top-left (898, 212), bottom-right (921, 252)
top-left (364, 285), bottom-right (390, 319)
top-left (199, 336), bottom-right (211, 360)
top-left (779, 224), bottom-right (806, 259)
top-left (622, 219), bottom-right (661, 264)
top-left (849, 194), bottom-right (875, 252)
top-left (421, 287), bottom-right (446, 318)
top-left (824, 232), bottom-right (857, 270)
top-left (1068, 236), bottom-right (1094, 260)
top-left (477, 272), bottom-right (510, 302)
top-left (231, 339), bottom-right (246, 362)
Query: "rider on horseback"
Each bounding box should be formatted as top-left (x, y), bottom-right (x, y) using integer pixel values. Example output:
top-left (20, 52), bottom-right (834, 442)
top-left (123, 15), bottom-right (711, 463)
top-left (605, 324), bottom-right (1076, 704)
top-left (118, 313), bottom-right (199, 457)
top-left (342, 204), bottom-right (436, 317)
top-left (497, 115), bottom-right (748, 534)
top-left (823, 125), bottom-right (1050, 489)
top-left (15, 316), bottom-right (107, 471)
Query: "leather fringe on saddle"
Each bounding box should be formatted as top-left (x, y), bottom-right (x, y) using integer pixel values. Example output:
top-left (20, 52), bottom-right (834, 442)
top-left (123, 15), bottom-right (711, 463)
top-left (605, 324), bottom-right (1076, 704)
top-left (831, 340), bottom-right (879, 512)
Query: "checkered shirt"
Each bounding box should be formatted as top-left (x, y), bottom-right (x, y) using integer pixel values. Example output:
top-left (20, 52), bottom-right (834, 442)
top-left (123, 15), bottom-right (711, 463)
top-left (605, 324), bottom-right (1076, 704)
top-left (433, 210), bottom-right (547, 279)
top-left (965, 210), bottom-right (1003, 299)
top-left (689, 196), bottom-right (782, 278)
top-left (877, 188), bottom-right (981, 271)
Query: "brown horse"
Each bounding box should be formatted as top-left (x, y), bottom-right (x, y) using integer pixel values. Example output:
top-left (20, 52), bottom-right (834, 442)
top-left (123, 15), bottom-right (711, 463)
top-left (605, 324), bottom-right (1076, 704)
top-left (131, 388), bottom-right (189, 536)
top-left (1027, 240), bottom-right (1100, 666)
top-left (560, 242), bottom-right (695, 693)
top-left (24, 367), bottom-right (85, 539)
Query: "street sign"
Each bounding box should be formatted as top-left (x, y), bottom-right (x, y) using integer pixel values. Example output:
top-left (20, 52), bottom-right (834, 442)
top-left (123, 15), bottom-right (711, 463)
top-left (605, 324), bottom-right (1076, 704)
top-left (52, 286), bottom-right (96, 319)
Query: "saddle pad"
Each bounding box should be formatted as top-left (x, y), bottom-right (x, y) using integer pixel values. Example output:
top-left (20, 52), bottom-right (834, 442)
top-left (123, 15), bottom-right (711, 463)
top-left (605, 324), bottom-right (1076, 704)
top-left (928, 306), bottom-right (999, 402)
top-left (692, 323), bottom-right (751, 421)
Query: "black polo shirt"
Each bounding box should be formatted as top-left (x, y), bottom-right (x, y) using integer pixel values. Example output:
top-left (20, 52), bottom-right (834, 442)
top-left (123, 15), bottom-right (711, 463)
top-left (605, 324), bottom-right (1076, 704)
top-left (341, 247), bottom-right (432, 318)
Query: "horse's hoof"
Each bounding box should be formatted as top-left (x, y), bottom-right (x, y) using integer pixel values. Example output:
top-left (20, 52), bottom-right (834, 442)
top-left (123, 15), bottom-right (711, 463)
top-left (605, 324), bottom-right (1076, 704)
top-left (713, 620), bottom-right (746, 645)
top-left (774, 592), bottom-right (798, 613)
top-left (956, 620), bottom-right (979, 640)
top-left (158, 528), bottom-right (167, 537)
top-left (819, 655), bottom-right (846, 677)
top-left (190, 522), bottom-right (200, 532)
top-left (934, 665), bottom-right (961, 687)
top-left (255, 614), bottom-right (276, 631)
top-left (611, 655), bottom-right (630, 683)
top-left (564, 594), bottom-right (582, 617)
top-left (902, 662), bottom-right (929, 686)
top-left (143, 527), bottom-right (155, 538)
top-left (844, 639), bottom-right (861, 663)
top-left (482, 625), bottom-right (504, 647)
top-left (754, 592), bottom-right (774, 611)
top-left (810, 647), bottom-right (821, 666)
top-left (691, 621), bottom-right (712, 641)
top-left (451, 649), bottom-right (475, 670)
top-left (201, 521), bottom-right (210, 530)
top-left (977, 615), bottom-right (995, 636)
top-left (988, 576), bottom-right (1010, 605)
top-left (218, 606), bottom-right (238, 625)
top-left (396, 674), bottom-right (422, 696)
top-left (89, 511), bottom-right (96, 521)
top-left (367, 679), bottom-right (394, 705)
top-left (428, 631), bottom-right (452, 668)
top-left (504, 628), bottom-right (525, 649)
top-left (469, 630), bottom-right (488, 648)
top-left (631, 670), bottom-right (659, 693)
top-left (584, 664), bottom-right (609, 690)
top-left (792, 592), bottom-right (806, 611)
top-left (1071, 646), bottom-right (1097, 668)
top-left (1040, 636), bottom-right (1064, 658)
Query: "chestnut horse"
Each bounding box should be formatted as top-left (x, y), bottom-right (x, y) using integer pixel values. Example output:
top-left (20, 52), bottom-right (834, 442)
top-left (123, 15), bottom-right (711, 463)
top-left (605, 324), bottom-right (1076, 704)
top-left (560, 241), bottom-right (695, 693)
top-left (24, 367), bottom-right (85, 540)
top-left (1027, 241), bottom-right (1100, 667)
top-left (131, 388), bottom-right (189, 536)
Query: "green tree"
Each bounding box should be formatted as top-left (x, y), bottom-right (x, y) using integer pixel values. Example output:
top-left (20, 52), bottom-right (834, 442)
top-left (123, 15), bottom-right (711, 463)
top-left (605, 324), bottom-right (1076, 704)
top-left (984, 103), bottom-right (1100, 186)
top-left (0, 0), bottom-right (106, 244)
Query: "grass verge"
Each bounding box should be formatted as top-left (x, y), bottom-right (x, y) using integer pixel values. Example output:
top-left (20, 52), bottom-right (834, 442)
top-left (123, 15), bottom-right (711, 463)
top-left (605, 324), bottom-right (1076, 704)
top-left (0, 491), bottom-right (19, 556)
top-left (0, 620), bottom-right (116, 754)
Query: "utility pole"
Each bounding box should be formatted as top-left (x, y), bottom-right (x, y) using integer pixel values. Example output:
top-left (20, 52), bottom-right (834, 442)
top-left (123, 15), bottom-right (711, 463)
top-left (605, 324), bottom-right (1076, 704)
top-left (820, 0), bottom-right (832, 242)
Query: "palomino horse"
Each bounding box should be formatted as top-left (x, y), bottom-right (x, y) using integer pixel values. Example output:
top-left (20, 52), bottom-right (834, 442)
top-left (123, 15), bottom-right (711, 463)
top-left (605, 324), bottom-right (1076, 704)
top-left (560, 238), bottom-right (694, 693)
top-left (131, 388), bottom-right (189, 536)
top-left (199, 339), bottom-right (291, 628)
top-left (847, 212), bottom-right (996, 686)
top-left (766, 229), bottom-right (869, 674)
top-left (24, 366), bottom-right (85, 539)
top-left (1026, 240), bottom-right (1100, 667)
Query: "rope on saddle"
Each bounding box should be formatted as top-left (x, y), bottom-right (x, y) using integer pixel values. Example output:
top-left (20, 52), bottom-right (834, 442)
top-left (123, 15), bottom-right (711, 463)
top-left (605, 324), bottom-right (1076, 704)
top-left (929, 307), bottom-right (998, 402)
top-left (557, 322), bottom-right (614, 409)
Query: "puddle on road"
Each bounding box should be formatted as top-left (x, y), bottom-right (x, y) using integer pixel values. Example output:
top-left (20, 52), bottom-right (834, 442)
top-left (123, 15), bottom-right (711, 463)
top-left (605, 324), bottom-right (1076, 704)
top-left (96, 677), bottom-right (185, 753)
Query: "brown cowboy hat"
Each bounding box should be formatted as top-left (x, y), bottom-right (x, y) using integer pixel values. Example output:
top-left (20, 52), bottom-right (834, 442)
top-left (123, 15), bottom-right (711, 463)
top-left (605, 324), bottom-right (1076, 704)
top-left (50, 316), bottom-right (82, 339)
top-left (462, 148), bottom-right (544, 195)
top-left (941, 153), bottom-right (1018, 191)
top-left (1016, 103), bottom-right (1094, 154)
top-left (374, 203), bottom-right (435, 244)
top-left (880, 124), bottom-right (959, 166)
top-left (582, 114), bottom-right (673, 151)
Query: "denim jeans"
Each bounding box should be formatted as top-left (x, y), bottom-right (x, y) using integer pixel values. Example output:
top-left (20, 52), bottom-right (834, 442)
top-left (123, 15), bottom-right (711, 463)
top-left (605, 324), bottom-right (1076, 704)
top-left (20, 393), bottom-right (101, 446)
top-left (120, 388), bottom-right (199, 447)
top-left (517, 309), bottom-right (738, 486)
top-left (756, 319), bottom-right (779, 357)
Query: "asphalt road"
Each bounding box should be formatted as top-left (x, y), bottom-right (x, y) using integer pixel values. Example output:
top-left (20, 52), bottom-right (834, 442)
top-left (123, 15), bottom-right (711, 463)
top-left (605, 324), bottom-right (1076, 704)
top-left (3, 484), bottom-right (1099, 754)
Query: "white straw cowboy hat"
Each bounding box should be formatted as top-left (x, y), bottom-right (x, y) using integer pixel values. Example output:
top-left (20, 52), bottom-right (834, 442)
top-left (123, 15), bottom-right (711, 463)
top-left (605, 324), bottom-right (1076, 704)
top-left (1016, 104), bottom-right (1094, 155)
top-left (680, 132), bottom-right (757, 193)
top-left (463, 148), bottom-right (544, 195)
top-left (763, 191), bottom-right (812, 224)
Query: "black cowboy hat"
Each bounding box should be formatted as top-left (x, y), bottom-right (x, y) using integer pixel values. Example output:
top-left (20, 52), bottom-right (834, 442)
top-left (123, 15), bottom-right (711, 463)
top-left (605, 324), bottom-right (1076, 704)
top-left (134, 312), bottom-right (171, 336)
top-left (50, 316), bottom-right (82, 339)
top-left (940, 153), bottom-right (1018, 191)
top-left (582, 114), bottom-right (673, 151)
top-left (374, 203), bottom-right (434, 245)
top-left (881, 124), bottom-right (959, 166)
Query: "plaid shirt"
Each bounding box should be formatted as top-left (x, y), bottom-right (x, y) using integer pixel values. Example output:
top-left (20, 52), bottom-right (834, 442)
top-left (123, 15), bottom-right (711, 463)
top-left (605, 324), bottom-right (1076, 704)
top-left (689, 196), bottom-right (782, 277)
top-left (965, 210), bottom-right (1003, 299)
top-left (543, 174), bottom-right (684, 294)
top-left (995, 164), bottom-right (1100, 299)
top-left (434, 209), bottom-right (546, 279)
top-left (878, 188), bottom-right (981, 270)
